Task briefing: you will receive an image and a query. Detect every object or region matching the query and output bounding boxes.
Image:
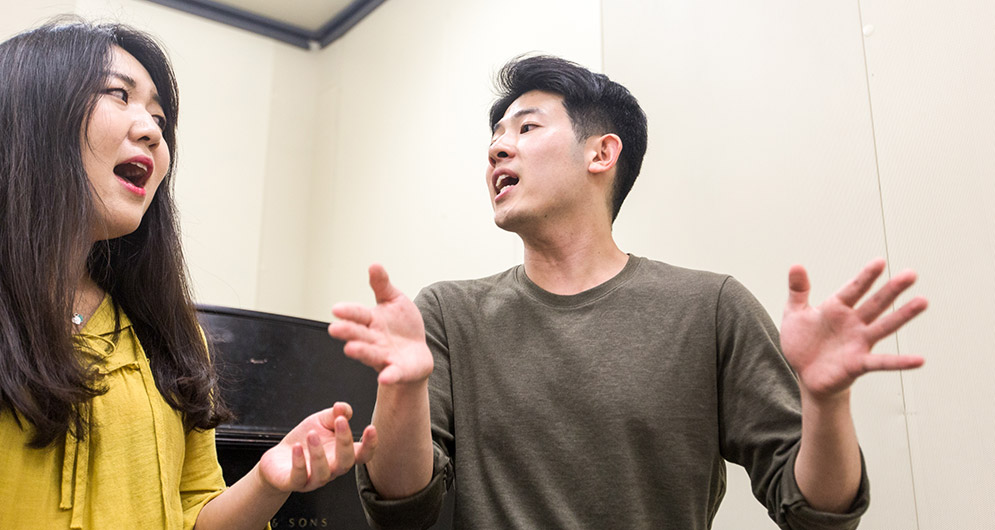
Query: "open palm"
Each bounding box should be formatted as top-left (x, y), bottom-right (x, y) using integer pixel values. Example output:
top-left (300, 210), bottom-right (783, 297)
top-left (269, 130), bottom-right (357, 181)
top-left (328, 264), bottom-right (434, 386)
top-left (257, 403), bottom-right (376, 493)
top-left (780, 259), bottom-right (927, 399)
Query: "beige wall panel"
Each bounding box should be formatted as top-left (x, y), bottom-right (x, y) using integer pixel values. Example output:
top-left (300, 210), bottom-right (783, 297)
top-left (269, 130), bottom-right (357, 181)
top-left (0, 1), bottom-right (77, 38)
top-left (254, 46), bottom-right (319, 319)
top-left (603, 1), bottom-right (916, 528)
top-left (309, 0), bottom-right (602, 313)
top-left (303, 83), bottom-right (344, 319)
top-left (70, 0), bottom-right (283, 310)
top-left (859, 1), bottom-right (995, 529)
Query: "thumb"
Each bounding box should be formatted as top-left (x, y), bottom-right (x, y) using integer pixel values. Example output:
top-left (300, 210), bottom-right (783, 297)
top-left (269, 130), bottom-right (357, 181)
top-left (369, 264), bottom-right (403, 305)
top-left (378, 364), bottom-right (403, 385)
top-left (787, 264), bottom-right (810, 310)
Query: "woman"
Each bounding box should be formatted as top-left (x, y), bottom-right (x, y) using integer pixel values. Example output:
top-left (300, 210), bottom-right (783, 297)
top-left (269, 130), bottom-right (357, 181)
top-left (0, 19), bottom-right (375, 529)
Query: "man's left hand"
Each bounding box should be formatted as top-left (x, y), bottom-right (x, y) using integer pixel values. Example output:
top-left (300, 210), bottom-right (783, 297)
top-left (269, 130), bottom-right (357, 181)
top-left (780, 258), bottom-right (927, 400)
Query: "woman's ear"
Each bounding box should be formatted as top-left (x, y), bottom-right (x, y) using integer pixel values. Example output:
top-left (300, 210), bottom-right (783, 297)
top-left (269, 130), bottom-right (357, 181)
top-left (588, 133), bottom-right (622, 174)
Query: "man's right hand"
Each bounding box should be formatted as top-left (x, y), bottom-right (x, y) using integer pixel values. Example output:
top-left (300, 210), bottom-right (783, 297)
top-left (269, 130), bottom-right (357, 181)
top-left (328, 264), bottom-right (434, 386)
top-left (327, 264), bottom-right (436, 499)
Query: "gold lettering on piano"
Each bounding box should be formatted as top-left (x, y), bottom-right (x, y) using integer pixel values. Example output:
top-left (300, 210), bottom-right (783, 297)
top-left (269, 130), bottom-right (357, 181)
top-left (270, 515), bottom-right (329, 528)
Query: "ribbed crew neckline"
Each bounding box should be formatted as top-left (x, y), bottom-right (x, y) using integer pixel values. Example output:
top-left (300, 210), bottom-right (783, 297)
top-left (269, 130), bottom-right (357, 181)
top-left (515, 254), bottom-right (643, 308)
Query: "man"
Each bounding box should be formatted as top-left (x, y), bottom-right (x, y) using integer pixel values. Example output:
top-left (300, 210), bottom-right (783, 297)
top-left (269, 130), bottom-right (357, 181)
top-left (328, 55), bottom-right (926, 529)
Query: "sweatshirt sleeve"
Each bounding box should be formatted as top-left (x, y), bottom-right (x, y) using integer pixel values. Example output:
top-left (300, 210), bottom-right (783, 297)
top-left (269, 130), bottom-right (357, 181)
top-left (715, 277), bottom-right (869, 529)
top-left (354, 285), bottom-right (456, 529)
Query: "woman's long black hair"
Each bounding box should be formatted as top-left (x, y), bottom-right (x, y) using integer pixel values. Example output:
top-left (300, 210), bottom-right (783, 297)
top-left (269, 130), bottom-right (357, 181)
top-left (0, 19), bottom-right (231, 447)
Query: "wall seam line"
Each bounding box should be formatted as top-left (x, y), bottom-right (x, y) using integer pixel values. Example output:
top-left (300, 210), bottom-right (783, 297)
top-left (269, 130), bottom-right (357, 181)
top-left (857, 2), bottom-right (922, 528)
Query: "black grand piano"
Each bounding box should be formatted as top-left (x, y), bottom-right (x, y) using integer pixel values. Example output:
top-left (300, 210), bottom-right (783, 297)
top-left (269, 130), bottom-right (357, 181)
top-left (197, 305), bottom-right (454, 529)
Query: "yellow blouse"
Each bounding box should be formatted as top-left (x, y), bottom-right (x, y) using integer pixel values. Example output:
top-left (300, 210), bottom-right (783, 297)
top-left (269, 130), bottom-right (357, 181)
top-left (0, 295), bottom-right (226, 529)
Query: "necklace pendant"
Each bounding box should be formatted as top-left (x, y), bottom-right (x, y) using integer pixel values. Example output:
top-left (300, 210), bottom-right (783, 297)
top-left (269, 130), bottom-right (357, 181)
top-left (72, 313), bottom-right (83, 325)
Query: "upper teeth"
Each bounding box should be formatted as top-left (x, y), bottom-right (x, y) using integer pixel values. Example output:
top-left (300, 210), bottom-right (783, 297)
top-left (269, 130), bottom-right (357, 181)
top-left (496, 174), bottom-right (515, 190)
top-left (133, 162), bottom-right (148, 172)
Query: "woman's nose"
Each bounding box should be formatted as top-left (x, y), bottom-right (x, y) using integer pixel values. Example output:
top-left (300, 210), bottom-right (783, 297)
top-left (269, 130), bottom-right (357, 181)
top-left (130, 111), bottom-right (163, 147)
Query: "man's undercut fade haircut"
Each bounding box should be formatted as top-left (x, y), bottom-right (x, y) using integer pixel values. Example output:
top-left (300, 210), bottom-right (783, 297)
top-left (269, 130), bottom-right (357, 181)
top-left (490, 55), bottom-right (648, 221)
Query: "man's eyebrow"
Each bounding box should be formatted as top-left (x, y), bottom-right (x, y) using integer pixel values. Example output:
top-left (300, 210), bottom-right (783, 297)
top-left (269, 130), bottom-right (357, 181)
top-left (492, 107), bottom-right (544, 134)
top-left (107, 71), bottom-right (162, 105)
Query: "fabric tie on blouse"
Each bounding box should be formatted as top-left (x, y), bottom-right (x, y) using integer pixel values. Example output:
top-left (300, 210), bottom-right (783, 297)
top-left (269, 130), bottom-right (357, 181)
top-left (60, 303), bottom-right (173, 529)
top-left (59, 331), bottom-right (119, 529)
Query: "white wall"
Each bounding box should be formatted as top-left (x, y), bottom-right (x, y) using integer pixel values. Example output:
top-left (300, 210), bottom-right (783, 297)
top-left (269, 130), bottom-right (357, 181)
top-left (4, 0), bottom-right (992, 528)
top-left (858, 1), bottom-right (995, 528)
top-left (0, 2), bottom-right (76, 37)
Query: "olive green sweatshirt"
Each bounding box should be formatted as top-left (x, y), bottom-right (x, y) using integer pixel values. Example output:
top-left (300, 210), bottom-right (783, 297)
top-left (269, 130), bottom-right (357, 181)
top-left (358, 256), bottom-right (868, 529)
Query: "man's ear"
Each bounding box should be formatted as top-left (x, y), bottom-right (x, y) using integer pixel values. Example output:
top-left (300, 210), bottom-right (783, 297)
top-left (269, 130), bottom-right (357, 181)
top-left (588, 133), bottom-right (623, 175)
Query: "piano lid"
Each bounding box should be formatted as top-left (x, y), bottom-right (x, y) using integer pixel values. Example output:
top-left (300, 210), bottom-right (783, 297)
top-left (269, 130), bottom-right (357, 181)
top-left (196, 304), bottom-right (377, 442)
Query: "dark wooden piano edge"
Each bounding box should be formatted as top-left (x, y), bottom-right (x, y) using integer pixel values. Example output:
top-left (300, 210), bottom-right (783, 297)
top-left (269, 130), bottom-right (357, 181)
top-left (196, 304), bottom-right (332, 332)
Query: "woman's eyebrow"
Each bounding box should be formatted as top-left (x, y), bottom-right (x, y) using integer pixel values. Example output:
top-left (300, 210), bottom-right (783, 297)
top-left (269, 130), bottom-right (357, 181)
top-left (108, 71), bottom-right (136, 88)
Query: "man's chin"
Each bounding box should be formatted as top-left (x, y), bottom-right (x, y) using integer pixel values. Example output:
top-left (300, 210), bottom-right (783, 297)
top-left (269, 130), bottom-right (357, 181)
top-left (493, 214), bottom-right (519, 233)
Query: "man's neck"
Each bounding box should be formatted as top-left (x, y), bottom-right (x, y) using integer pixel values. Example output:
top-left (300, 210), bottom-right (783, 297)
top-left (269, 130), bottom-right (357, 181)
top-left (521, 228), bottom-right (628, 295)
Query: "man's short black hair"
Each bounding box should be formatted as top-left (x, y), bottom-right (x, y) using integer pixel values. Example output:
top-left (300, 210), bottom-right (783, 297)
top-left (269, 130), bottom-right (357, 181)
top-left (489, 55), bottom-right (648, 221)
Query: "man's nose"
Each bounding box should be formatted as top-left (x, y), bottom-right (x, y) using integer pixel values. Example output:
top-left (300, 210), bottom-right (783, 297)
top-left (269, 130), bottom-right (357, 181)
top-left (488, 134), bottom-right (515, 166)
